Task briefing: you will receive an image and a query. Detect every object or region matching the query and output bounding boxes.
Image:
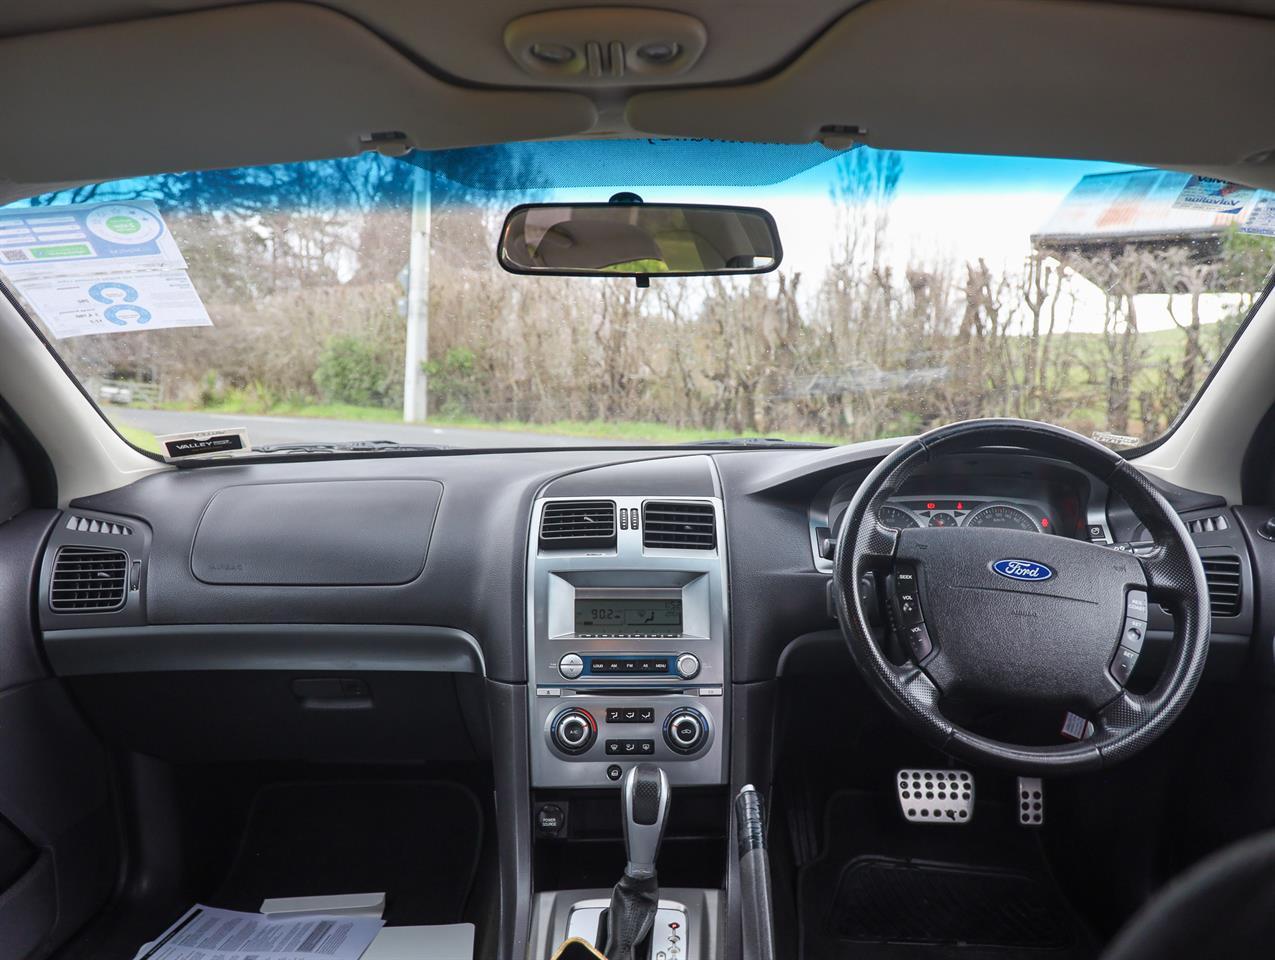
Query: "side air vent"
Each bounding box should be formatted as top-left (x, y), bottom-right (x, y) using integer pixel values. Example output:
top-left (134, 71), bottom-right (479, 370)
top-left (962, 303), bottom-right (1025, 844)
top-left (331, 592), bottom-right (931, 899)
top-left (50, 546), bottom-right (128, 612)
top-left (65, 514), bottom-right (133, 536)
top-left (1186, 514), bottom-right (1228, 534)
top-left (643, 501), bottom-right (716, 550)
top-left (1203, 555), bottom-right (1242, 618)
top-left (540, 500), bottom-right (616, 550)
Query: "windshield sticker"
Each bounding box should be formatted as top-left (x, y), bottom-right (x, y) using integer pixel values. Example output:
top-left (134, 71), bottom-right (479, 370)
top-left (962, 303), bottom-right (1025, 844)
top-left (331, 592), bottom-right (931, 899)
top-left (1241, 194), bottom-right (1275, 238)
top-left (1171, 176), bottom-right (1257, 215)
top-left (0, 199), bottom-right (212, 338)
top-left (156, 428), bottom-right (251, 461)
top-left (15, 270), bottom-right (210, 338)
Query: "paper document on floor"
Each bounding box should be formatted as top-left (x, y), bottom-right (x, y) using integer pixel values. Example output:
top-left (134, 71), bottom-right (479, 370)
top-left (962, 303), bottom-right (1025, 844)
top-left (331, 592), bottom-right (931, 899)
top-left (133, 904), bottom-right (384, 960)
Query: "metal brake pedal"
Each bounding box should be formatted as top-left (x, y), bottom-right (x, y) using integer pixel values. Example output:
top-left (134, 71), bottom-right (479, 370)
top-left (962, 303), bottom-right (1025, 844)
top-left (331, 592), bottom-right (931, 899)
top-left (896, 769), bottom-right (974, 824)
top-left (1017, 777), bottom-right (1044, 826)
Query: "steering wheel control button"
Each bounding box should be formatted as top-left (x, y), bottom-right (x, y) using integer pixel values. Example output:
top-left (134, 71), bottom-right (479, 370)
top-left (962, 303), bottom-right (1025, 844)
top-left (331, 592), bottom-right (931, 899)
top-left (1121, 617), bottom-right (1147, 653)
top-left (664, 708), bottom-right (709, 754)
top-left (902, 622), bottom-right (933, 662)
top-left (1126, 589), bottom-right (1149, 620)
top-left (893, 565), bottom-right (924, 626)
top-left (1110, 645), bottom-right (1140, 686)
top-left (1016, 777), bottom-right (1044, 826)
top-left (675, 653), bottom-right (701, 679)
top-left (550, 707), bottom-right (596, 755)
top-left (897, 769), bottom-right (974, 824)
top-left (558, 653), bottom-right (584, 679)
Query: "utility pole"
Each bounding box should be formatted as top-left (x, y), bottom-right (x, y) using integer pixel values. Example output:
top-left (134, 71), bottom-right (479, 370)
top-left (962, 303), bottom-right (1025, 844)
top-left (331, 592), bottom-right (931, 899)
top-left (403, 162), bottom-right (430, 422)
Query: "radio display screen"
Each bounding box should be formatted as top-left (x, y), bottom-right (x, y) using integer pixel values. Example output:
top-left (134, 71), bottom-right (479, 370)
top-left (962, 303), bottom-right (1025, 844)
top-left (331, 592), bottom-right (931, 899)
top-left (574, 598), bottom-right (683, 636)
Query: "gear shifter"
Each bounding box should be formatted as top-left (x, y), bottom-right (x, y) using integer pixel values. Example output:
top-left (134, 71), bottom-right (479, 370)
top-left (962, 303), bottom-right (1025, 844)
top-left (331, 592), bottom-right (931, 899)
top-left (602, 764), bottom-right (670, 960)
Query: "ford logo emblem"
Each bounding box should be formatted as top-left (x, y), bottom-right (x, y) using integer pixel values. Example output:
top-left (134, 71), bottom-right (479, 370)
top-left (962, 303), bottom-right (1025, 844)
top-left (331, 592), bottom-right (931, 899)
top-left (991, 558), bottom-right (1055, 582)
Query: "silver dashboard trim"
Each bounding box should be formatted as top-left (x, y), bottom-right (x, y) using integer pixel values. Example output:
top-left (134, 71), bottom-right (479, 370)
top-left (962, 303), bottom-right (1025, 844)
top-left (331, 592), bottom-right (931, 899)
top-left (526, 484), bottom-right (730, 787)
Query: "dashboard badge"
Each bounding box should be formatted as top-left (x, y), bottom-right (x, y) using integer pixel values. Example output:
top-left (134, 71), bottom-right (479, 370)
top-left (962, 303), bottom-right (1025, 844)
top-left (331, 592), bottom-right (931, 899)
top-left (991, 558), bottom-right (1055, 582)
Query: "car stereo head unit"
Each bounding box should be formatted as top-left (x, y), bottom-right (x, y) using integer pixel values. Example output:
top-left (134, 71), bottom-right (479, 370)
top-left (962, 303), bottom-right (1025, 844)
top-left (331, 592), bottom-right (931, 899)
top-left (574, 596), bottom-right (683, 638)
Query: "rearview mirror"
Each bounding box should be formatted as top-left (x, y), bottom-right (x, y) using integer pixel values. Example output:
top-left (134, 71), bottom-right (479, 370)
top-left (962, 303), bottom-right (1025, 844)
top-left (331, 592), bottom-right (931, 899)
top-left (498, 201), bottom-right (782, 282)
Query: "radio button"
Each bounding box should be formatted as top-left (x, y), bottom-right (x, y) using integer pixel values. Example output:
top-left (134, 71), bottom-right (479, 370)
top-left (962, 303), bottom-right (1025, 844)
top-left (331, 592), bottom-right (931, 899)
top-left (558, 653), bottom-right (584, 679)
top-left (675, 654), bottom-right (700, 679)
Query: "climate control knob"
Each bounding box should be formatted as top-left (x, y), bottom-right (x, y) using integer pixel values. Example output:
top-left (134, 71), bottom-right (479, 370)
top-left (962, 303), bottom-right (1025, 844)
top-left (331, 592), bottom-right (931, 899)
top-left (551, 708), bottom-right (596, 755)
top-left (664, 708), bottom-right (708, 755)
top-left (675, 653), bottom-right (701, 679)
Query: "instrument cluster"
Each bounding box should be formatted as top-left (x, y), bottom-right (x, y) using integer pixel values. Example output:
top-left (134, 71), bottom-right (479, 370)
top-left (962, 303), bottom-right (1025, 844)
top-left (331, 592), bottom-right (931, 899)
top-left (876, 497), bottom-right (1049, 533)
top-left (807, 452), bottom-right (1106, 572)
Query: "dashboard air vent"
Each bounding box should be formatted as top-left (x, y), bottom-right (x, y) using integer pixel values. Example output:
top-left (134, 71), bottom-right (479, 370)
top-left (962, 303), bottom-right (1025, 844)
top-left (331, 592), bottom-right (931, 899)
top-left (1186, 514), bottom-right (1228, 534)
top-left (1202, 554), bottom-right (1241, 618)
top-left (65, 514), bottom-right (133, 536)
top-left (540, 500), bottom-right (616, 550)
top-left (50, 546), bottom-right (128, 612)
top-left (643, 501), bottom-right (716, 550)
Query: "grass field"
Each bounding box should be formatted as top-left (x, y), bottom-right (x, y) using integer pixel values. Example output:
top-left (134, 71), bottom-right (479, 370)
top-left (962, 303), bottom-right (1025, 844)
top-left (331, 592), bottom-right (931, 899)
top-left (117, 424), bottom-right (161, 453)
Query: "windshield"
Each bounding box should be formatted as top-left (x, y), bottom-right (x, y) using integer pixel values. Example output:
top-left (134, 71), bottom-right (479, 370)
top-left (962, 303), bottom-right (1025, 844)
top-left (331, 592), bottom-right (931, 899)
top-left (3, 141), bottom-right (1273, 456)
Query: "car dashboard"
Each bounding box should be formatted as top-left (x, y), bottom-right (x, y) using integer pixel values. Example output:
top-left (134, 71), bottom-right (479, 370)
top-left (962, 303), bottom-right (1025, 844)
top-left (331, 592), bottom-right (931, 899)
top-left (7, 436), bottom-right (1271, 960)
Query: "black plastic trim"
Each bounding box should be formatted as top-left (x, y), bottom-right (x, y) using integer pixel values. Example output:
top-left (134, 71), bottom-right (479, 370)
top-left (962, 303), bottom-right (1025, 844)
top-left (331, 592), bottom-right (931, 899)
top-left (42, 623), bottom-right (485, 676)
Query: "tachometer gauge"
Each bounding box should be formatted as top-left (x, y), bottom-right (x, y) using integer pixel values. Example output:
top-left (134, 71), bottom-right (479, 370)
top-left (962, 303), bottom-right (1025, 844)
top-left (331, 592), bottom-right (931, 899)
top-left (965, 503), bottom-right (1040, 532)
top-left (877, 505), bottom-right (920, 530)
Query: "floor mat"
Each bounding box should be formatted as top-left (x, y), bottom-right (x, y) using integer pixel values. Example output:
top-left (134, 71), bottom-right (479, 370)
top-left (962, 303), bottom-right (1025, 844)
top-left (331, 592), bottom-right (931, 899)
top-left (799, 790), bottom-right (1097, 960)
top-left (213, 780), bottom-right (483, 925)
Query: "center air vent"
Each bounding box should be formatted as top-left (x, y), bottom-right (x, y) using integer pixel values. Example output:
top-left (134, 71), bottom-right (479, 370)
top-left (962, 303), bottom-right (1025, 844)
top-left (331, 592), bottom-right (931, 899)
top-left (50, 546), bottom-right (128, 612)
top-left (643, 501), bottom-right (716, 550)
top-left (1202, 554), bottom-right (1241, 618)
top-left (540, 500), bottom-right (617, 550)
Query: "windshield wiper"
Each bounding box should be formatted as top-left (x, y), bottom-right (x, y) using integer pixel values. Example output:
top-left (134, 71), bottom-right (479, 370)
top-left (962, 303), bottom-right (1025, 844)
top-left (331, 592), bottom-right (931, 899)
top-left (251, 440), bottom-right (453, 454)
top-left (677, 437), bottom-right (828, 448)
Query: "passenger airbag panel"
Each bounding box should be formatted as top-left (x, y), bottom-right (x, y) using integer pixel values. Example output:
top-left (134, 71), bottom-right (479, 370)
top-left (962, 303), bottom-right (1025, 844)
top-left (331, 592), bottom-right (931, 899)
top-left (192, 479), bottom-right (441, 585)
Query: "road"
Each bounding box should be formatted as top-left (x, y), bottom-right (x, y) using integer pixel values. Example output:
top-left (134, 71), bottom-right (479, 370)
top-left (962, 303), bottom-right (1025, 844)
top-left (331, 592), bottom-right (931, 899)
top-left (113, 408), bottom-right (632, 449)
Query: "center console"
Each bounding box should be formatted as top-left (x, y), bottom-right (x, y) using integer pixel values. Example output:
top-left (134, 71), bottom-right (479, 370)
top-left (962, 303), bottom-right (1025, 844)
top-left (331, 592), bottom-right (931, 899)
top-left (527, 494), bottom-right (729, 788)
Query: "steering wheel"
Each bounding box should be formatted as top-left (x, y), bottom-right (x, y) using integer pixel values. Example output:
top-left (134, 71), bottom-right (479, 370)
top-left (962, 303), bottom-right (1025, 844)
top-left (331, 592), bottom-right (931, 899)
top-left (832, 419), bottom-right (1211, 775)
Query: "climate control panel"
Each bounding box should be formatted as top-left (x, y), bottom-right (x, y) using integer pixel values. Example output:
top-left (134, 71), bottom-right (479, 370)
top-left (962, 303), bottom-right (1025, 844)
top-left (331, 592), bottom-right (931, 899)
top-left (535, 693), bottom-right (723, 786)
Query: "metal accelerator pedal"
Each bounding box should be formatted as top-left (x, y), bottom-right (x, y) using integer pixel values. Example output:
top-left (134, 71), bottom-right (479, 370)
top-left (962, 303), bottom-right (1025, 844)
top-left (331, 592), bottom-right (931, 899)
top-left (896, 769), bottom-right (974, 824)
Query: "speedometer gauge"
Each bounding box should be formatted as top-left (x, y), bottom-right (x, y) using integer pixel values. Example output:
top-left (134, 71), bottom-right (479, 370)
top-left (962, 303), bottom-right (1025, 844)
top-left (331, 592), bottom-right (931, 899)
top-left (965, 503), bottom-right (1040, 532)
top-left (877, 505), bottom-right (920, 530)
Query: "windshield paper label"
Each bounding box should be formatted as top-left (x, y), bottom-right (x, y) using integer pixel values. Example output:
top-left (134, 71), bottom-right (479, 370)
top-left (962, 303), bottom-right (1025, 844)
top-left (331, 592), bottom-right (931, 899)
top-left (0, 200), bottom-right (212, 338)
top-left (1171, 176), bottom-right (1257, 215)
top-left (1241, 194), bottom-right (1275, 238)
